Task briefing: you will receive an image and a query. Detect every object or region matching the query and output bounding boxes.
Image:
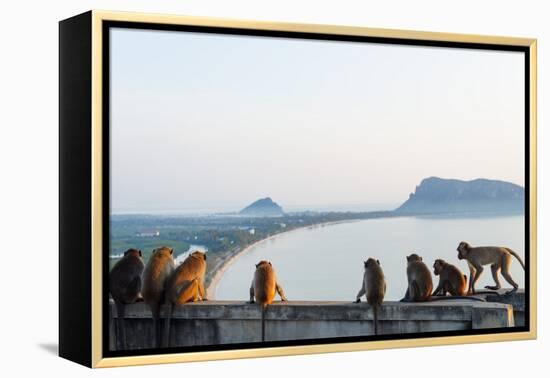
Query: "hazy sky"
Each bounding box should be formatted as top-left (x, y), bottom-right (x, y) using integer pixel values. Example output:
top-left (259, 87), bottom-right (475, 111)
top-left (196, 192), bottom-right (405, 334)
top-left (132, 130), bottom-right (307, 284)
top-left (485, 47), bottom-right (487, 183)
top-left (110, 28), bottom-right (525, 214)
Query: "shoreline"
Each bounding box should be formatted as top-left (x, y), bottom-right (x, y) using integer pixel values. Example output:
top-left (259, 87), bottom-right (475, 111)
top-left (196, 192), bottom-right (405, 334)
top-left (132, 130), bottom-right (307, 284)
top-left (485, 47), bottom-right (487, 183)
top-left (206, 219), bottom-right (360, 299)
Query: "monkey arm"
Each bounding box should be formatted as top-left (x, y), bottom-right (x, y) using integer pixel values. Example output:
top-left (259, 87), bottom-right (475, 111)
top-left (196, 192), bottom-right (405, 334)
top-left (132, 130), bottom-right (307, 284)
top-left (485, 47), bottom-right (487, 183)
top-left (432, 284), bottom-right (443, 296)
top-left (355, 284), bottom-right (366, 302)
top-left (198, 280), bottom-right (208, 301)
top-left (247, 279), bottom-right (255, 303)
top-left (400, 286), bottom-right (411, 302)
top-left (276, 282), bottom-right (287, 301)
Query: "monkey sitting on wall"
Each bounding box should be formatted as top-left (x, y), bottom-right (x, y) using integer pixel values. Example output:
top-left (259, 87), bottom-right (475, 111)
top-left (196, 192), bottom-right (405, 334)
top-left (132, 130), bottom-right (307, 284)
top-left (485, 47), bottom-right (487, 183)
top-left (142, 246), bottom-right (175, 348)
top-left (457, 241), bottom-right (525, 295)
top-left (400, 253), bottom-right (433, 302)
top-left (109, 248), bottom-right (145, 350)
top-left (163, 251), bottom-right (208, 347)
top-left (354, 258), bottom-right (386, 335)
top-left (432, 259), bottom-right (467, 297)
top-left (247, 260), bottom-right (287, 342)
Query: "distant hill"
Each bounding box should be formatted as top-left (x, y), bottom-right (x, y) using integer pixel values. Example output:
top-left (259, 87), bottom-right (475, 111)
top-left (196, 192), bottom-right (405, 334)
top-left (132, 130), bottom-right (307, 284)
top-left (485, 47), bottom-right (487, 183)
top-left (395, 177), bottom-right (524, 215)
top-left (240, 197), bottom-right (285, 217)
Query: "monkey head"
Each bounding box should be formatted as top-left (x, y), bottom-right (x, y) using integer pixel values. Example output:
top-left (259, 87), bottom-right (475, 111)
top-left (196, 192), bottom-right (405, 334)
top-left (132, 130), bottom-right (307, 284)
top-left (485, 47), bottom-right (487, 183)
top-left (406, 253), bottom-right (423, 263)
top-left (433, 259), bottom-right (446, 275)
top-left (124, 248), bottom-right (142, 258)
top-left (191, 250), bottom-right (207, 260)
top-left (364, 258), bottom-right (380, 269)
top-left (457, 241), bottom-right (470, 260)
top-left (255, 260), bottom-right (272, 269)
top-left (152, 246), bottom-right (174, 258)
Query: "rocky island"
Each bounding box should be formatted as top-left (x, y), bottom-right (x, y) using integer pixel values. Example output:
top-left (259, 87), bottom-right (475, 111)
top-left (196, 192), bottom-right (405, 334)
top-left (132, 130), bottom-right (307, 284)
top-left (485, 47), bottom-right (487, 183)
top-left (239, 197), bottom-right (285, 217)
top-left (395, 177), bottom-right (524, 215)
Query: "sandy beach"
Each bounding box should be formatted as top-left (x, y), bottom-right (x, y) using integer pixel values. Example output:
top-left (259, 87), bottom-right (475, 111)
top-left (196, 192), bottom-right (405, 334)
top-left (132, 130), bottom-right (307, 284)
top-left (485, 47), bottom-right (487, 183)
top-left (206, 219), bottom-right (359, 299)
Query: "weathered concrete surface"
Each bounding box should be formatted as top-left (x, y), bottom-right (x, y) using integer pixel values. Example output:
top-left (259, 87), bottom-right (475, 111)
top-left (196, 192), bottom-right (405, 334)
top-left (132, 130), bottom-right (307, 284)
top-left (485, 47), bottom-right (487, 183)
top-left (480, 289), bottom-right (525, 327)
top-left (109, 299), bottom-right (514, 350)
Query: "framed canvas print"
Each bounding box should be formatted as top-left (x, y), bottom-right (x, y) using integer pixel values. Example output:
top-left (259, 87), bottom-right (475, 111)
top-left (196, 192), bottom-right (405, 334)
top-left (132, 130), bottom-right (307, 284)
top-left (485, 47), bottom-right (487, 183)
top-left (59, 10), bottom-right (537, 368)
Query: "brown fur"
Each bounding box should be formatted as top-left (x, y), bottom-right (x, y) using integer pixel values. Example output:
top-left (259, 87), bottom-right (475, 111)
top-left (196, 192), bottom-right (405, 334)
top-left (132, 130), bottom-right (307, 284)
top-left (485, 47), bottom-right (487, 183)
top-left (141, 246), bottom-right (175, 348)
top-left (432, 259), bottom-right (467, 296)
top-left (162, 251), bottom-right (207, 347)
top-left (248, 261), bottom-right (287, 342)
top-left (457, 241), bottom-right (525, 295)
top-left (401, 253), bottom-right (433, 302)
top-left (166, 251), bottom-right (207, 305)
top-left (109, 248), bottom-right (145, 350)
top-left (248, 261), bottom-right (287, 307)
top-left (355, 258), bottom-right (386, 335)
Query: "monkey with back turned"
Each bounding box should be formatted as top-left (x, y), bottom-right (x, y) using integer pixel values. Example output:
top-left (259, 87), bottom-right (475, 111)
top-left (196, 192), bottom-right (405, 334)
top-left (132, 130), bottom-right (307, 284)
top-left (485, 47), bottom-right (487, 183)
top-left (142, 246), bottom-right (175, 348)
top-left (248, 260), bottom-right (287, 342)
top-left (354, 257), bottom-right (386, 335)
top-left (163, 251), bottom-right (208, 347)
top-left (109, 248), bottom-right (145, 350)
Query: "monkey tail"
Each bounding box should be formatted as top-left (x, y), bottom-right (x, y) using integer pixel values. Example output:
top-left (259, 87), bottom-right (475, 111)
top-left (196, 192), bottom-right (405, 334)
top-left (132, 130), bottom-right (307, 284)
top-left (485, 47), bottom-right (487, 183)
top-left (505, 248), bottom-right (525, 270)
top-left (372, 303), bottom-right (379, 336)
top-left (162, 302), bottom-right (174, 348)
top-left (114, 301), bottom-right (127, 350)
top-left (429, 296), bottom-right (486, 302)
top-left (261, 304), bottom-right (267, 342)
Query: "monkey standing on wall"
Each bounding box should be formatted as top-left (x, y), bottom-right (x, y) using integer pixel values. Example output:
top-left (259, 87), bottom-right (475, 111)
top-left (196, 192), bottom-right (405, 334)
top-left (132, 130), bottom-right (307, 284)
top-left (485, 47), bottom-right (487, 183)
top-left (432, 259), bottom-right (467, 297)
top-left (109, 248), bottom-right (145, 350)
top-left (354, 258), bottom-right (386, 335)
top-left (247, 260), bottom-right (287, 342)
top-left (401, 253), bottom-right (433, 302)
top-left (457, 241), bottom-right (525, 295)
top-left (142, 246), bottom-right (175, 348)
top-left (163, 251), bottom-right (208, 347)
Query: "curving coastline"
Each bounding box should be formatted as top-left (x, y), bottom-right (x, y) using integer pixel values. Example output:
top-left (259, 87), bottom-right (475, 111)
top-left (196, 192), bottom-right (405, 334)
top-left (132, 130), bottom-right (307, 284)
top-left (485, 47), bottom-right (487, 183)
top-left (206, 219), bottom-right (360, 299)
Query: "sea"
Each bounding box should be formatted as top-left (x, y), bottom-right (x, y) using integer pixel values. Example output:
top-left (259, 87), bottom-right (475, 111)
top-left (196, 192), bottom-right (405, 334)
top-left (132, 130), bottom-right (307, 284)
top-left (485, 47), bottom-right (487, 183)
top-left (214, 215), bottom-right (525, 301)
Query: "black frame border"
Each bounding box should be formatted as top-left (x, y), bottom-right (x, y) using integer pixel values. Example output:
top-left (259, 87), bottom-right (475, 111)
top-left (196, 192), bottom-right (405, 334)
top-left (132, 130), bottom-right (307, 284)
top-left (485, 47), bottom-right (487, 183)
top-left (101, 20), bottom-right (531, 359)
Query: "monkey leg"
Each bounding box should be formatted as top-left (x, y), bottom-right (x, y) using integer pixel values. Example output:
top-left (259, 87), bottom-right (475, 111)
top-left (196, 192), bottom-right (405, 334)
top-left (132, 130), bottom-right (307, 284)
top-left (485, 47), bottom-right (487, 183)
top-left (467, 264), bottom-right (477, 294)
top-left (173, 279), bottom-right (200, 305)
top-left (276, 282), bottom-right (288, 301)
top-left (471, 266), bottom-right (484, 294)
top-left (485, 264), bottom-right (502, 290)
top-left (501, 255), bottom-right (519, 295)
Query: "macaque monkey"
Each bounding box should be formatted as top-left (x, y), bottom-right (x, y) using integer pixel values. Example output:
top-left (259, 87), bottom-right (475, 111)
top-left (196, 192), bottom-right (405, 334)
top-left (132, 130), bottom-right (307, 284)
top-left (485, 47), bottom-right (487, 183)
top-left (457, 241), bottom-right (525, 295)
top-left (354, 258), bottom-right (386, 335)
top-left (247, 260), bottom-right (287, 342)
top-left (163, 251), bottom-right (207, 347)
top-left (401, 253), bottom-right (433, 302)
top-left (432, 259), bottom-right (467, 297)
top-left (142, 246), bottom-right (175, 348)
top-left (109, 248), bottom-right (144, 350)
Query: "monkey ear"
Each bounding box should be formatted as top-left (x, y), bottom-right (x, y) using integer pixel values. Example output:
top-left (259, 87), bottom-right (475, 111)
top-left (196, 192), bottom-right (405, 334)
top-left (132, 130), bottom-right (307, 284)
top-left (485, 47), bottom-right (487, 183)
top-left (269, 262), bottom-right (272, 266)
top-left (138, 250), bottom-right (142, 257)
top-left (377, 259), bottom-right (380, 265)
top-left (170, 248), bottom-right (174, 255)
top-left (419, 256), bottom-right (423, 261)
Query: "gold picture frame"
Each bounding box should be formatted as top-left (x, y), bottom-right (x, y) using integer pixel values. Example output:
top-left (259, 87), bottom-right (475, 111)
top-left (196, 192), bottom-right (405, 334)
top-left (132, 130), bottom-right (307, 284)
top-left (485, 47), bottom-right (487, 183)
top-left (59, 10), bottom-right (537, 368)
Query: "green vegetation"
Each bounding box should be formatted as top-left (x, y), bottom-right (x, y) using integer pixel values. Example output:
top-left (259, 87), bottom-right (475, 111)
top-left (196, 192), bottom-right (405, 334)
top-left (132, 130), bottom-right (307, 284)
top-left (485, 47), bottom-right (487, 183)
top-left (109, 210), bottom-right (395, 276)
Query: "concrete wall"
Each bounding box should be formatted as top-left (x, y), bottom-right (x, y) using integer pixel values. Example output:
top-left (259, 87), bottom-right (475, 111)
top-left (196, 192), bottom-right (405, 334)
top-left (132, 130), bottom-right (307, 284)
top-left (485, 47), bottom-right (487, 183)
top-left (109, 298), bottom-right (516, 351)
